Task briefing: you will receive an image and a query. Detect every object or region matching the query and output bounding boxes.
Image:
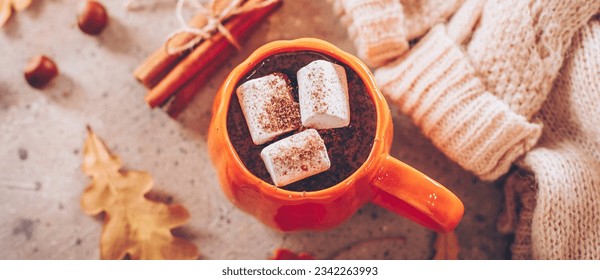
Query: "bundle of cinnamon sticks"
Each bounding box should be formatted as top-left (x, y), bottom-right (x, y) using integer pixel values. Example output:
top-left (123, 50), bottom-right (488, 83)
top-left (134, 0), bottom-right (283, 117)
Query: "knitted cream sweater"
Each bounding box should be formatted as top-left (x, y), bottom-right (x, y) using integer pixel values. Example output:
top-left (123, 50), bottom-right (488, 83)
top-left (334, 0), bottom-right (600, 259)
top-left (332, 0), bottom-right (464, 67)
top-left (501, 19), bottom-right (600, 259)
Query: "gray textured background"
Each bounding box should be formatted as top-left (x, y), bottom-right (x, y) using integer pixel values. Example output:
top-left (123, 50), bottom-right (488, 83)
top-left (0, 0), bottom-right (510, 259)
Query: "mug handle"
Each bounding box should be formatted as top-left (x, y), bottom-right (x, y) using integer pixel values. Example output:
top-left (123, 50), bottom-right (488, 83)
top-left (371, 155), bottom-right (464, 232)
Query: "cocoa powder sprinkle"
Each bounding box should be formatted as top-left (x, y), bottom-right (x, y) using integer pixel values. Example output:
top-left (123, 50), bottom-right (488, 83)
top-left (259, 96), bottom-right (301, 133)
top-left (257, 73), bottom-right (300, 133)
top-left (309, 68), bottom-right (328, 114)
top-left (271, 135), bottom-right (325, 172)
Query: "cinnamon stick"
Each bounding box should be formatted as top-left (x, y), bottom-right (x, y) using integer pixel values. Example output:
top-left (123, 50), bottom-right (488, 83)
top-left (133, 14), bottom-right (209, 88)
top-left (145, 0), bottom-right (282, 108)
top-left (165, 44), bottom-right (235, 117)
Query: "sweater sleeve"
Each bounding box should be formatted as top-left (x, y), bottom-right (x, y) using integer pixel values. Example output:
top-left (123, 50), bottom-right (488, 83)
top-left (375, 25), bottom-right (542, 180)
top-left (335, 0), bottom-right (408, 68)
top-left (375, 0), bottom-right (599, 180)
top-left (333, 0), bottom-right (463, 68)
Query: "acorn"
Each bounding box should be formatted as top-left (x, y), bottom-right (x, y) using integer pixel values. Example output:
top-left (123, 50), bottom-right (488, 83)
top-left (24, 55), bottom-right (59, 88)
top-left (77, 0), bottom-right (108, 35)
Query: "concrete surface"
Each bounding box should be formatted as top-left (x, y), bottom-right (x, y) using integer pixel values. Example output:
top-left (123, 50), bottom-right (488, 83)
top-left (0, 0), bottom-right (511, 259)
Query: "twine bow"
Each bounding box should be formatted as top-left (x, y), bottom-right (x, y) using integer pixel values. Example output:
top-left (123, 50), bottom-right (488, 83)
top-left (165, 0), bottom-right (277, 54)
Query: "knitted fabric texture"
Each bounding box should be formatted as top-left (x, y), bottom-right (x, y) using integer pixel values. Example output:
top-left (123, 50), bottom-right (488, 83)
top-left (375, 24), bottom-right (542, 180)
top-left (334, 0), bottom-right (407, 67)
top-left (466, 0), bottom-right (598, 119)
top-left (333, 0), bottom-right (463, 67)
top-left (374, 0), bottom-right (598, 181)
top-left (514, 18), bottom-right (600, 259)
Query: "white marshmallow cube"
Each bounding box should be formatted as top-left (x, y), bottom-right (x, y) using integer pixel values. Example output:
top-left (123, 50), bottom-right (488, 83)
top-left (261, 129), bottom-right (331, 187)
top-left (297, 60), bottom-right (351, 129)
top-left (236, 73), bottom-right (301, 145)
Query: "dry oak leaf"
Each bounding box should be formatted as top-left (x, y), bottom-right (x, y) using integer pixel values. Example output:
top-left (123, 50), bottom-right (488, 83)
top-left (433, 231), bottom-right (460, 260)
top-left (81, 127), bottom-right (198, 260)
top-left (1, 0), bottom-right (31, 27)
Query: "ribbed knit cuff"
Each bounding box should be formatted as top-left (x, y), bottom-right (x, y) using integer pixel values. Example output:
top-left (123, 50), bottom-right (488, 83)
top-left (375, 25), bottom-right (543, 181)
top-left (339, 0), bottom-right (409, 68)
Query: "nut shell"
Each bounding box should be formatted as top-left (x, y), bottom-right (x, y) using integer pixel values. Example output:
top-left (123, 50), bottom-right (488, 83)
top-left (24, 55), bottom-right (59, 88)
top-left (77, 0), bottom-right (108, 35)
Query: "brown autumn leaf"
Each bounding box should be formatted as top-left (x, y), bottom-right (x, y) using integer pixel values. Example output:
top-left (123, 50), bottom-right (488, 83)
top-left (81, 126), bottom-right (198, 260)
top-left (433, 231), bottom-right (460, 260)
top-left (1, 0), bottom-right (31, 27)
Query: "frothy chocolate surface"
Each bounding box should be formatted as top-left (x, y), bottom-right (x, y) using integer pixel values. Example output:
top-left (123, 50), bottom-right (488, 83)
top-left (227, 51), bottom-right (376, 192)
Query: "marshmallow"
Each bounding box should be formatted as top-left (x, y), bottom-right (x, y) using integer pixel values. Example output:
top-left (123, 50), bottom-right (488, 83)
top-left (261, 129), bottom-right (331, 187)
top-left (236, 73), bottom-right (301, 145)
top-left (297, 60), bottom-right (351, 129)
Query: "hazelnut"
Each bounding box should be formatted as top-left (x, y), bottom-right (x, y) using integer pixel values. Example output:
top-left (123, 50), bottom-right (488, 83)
top-left (77, 0), bottom-right (108, 35)
top-left (24, 55), bottom-right (59, 89)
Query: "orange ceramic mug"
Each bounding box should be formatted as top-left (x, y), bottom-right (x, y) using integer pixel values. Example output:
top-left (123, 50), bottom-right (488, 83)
top-left (208, 38), bottom-right (464, 232)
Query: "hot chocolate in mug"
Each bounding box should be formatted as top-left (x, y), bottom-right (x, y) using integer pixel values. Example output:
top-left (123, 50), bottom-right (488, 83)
top-left (208, 38), bottom-right (464, 232)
